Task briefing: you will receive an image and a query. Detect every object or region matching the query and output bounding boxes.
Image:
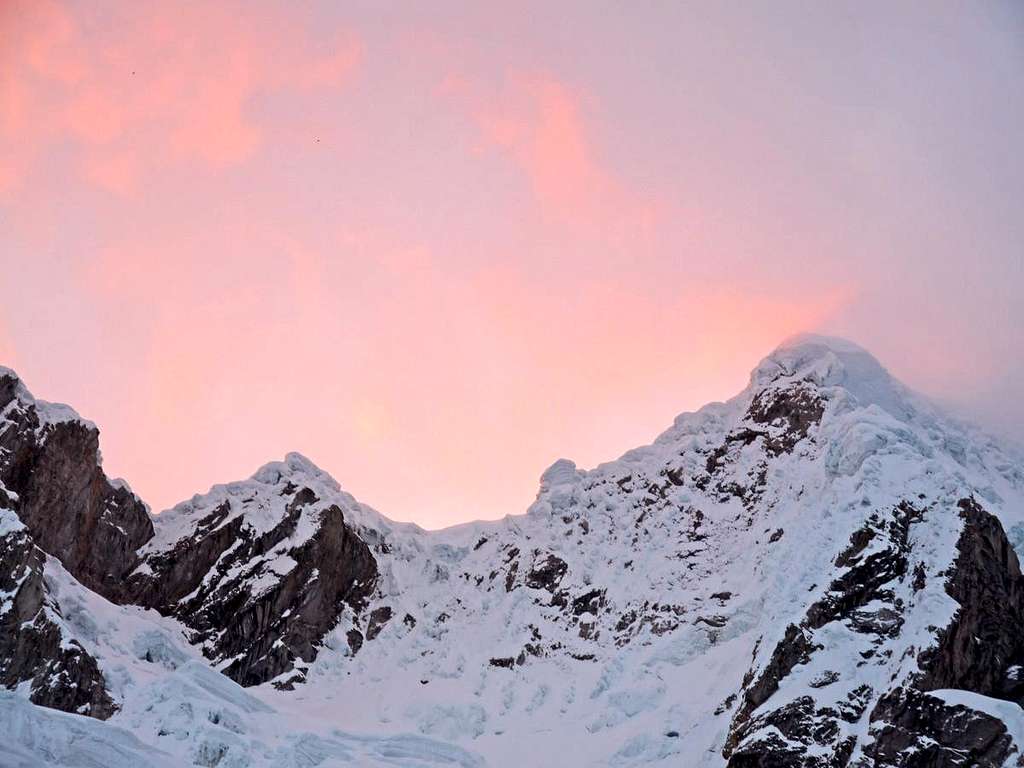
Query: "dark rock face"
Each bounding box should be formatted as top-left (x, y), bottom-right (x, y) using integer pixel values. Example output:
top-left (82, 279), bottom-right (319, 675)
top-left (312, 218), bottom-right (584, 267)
top-left (131, 487), bottom-right (378, 687)
top-left (0, 369), bottom-right (144, 718)
top-left (918, 498), bottom-right (1024, 698)
top-left (805, 502), bottom-right (921, 635)
top-left (0, 518), bottom-right (116, 719)
top-left (699, 382), bottom-right (826, 510)
top-left (347, 628), bottom-right (364, 656)
top-left (728, 695), bottom-right (858, 768)
top-left (728, 624), bottom-right (819, 749)
top-left (571, 588), bottom-right (606, 617)
top-left (0, 370), bottom-right (153, 600)
top-left (725, 497), bottom-right (1024, 768)
top-left (0, 372), bottom-right (381, 700)
top-left (365, 606), bottom-right (393, 641)
top-left (127, 500), bottom-right (243, 609)
top-left (859, 498), bottom-right (1024, 767)
top-left (525, 553), bottom-right (568, 591)
top-left (725, 504), bottom-right (921, 764)
top-left (747, 383), bottom-right (825, 456)
top-left (863, 688), bottom-right (1015, 768)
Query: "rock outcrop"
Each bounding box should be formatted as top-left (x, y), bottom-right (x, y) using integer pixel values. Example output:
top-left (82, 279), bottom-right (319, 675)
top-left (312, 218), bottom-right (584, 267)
top-left (0, 510), bottom-right (116, 719)
top-left (857, 498), bottom-right (1024, 767)
top-left (724, 496), bottom-right (1024, 768)
top-left (129, 455), bottom-right (379, 687)
top-left (0, 369), bottom-right (153, 600)
top-left (0, 369), bottom-right (379, 709)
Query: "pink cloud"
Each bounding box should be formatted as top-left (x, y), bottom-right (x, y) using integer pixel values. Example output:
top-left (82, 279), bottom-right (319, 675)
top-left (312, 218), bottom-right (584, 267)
top-left (446, 71), bottom-right (662, 242)
top-left (478, 77), bottom-right (601, 215)
top-left (65, 212), bottom-right (852, 524)
top-left (0, 0), bottom-right (363, 196)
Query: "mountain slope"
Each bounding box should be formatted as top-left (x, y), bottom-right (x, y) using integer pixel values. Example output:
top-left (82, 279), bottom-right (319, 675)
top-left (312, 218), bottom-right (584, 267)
top-left (0, 336), bottom-right (1022, 767)
top-left (0, 368), bottom-right (153, 598)
top-left (0, 367), bottom-right (155, 717)
top-left (127, 453), bottom-right (380, 688)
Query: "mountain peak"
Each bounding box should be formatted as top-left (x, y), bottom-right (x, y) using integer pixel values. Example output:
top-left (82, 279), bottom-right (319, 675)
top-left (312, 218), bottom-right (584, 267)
top-left (0, 365), bottom-right (96, 433)
top-left (775, 332), bottom-right (874, 356)
top-left (250, 451), bottom-right (340, 491)
top-left (758, 333), bottom-right (887, 382)
top-left (751, 333), bottom-right (912, 419)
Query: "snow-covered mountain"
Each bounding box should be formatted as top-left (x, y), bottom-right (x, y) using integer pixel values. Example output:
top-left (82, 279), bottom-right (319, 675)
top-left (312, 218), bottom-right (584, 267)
top-left (1, 336), bottom-right (1023, 767)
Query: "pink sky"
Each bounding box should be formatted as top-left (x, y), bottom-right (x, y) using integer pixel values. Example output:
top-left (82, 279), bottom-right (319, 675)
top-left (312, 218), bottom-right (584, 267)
top-left (2, 1), bottom-right (1022, 527)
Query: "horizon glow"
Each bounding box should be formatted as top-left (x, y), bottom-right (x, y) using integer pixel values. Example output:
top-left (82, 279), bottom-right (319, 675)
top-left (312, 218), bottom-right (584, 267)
top-left (2, 1), bottom-right (1022, 527)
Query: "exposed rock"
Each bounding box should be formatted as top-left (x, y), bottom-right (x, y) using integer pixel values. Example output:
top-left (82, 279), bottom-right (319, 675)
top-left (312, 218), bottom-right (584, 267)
top-left (346, 629), bottom-right (364, 656)
top-left (0, 369), bottom-right (153, 600)
top-left (860, 498), bottom-right (1024, 766)
top-left (131, 483), bottom-right (378, 687)
top-left (747, 382), bottom-right (825, 455)
top-left (525, 553), bottom-right (568, 591)
top-left (366, 606), bottom-right (393, 641)
top-left (726, 497), bottom-right (1024, 767)
top-left (861, 688), bottom-right (1015, 767)
top-left (571, 588), bottom-right (606, 617)
top-left (726, 623), bottom-right (821, 755)
top-left (126, 500), bottom-right (244, 609)
top-left (727, 696), bottom-right (856, 767)
top-left (808, 670), bottom-right (840, 689)
top-left (0, 371), bottom-right (383, 698)
top-left (918, 499), bottom-right (1024, 698)
top-left (0, 513), bottom-right (116, 719)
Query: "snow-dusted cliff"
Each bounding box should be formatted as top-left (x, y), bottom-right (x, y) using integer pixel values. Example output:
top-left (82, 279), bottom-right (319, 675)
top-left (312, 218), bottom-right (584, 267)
top-left (1, 336), bottom-right (1022, 767)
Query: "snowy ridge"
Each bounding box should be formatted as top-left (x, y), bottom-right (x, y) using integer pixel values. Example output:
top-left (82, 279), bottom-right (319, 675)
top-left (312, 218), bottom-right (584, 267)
top-left (0, 337), bottom-right (1023, 767)
top-left (146, 451), bottom-right (423, 555)
top-left (0, 366), bottom-right (98, 436)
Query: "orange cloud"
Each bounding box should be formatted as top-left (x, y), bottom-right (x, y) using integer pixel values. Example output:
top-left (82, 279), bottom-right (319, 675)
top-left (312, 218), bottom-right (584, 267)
top-left (481, 77), bottom-right (601, 215)
top-left (467, 264), bottom-right (853, 405)
top-left (0, 0), bottom-right (362, 196)
top-left (445, 71), bottom-right (661, 242)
